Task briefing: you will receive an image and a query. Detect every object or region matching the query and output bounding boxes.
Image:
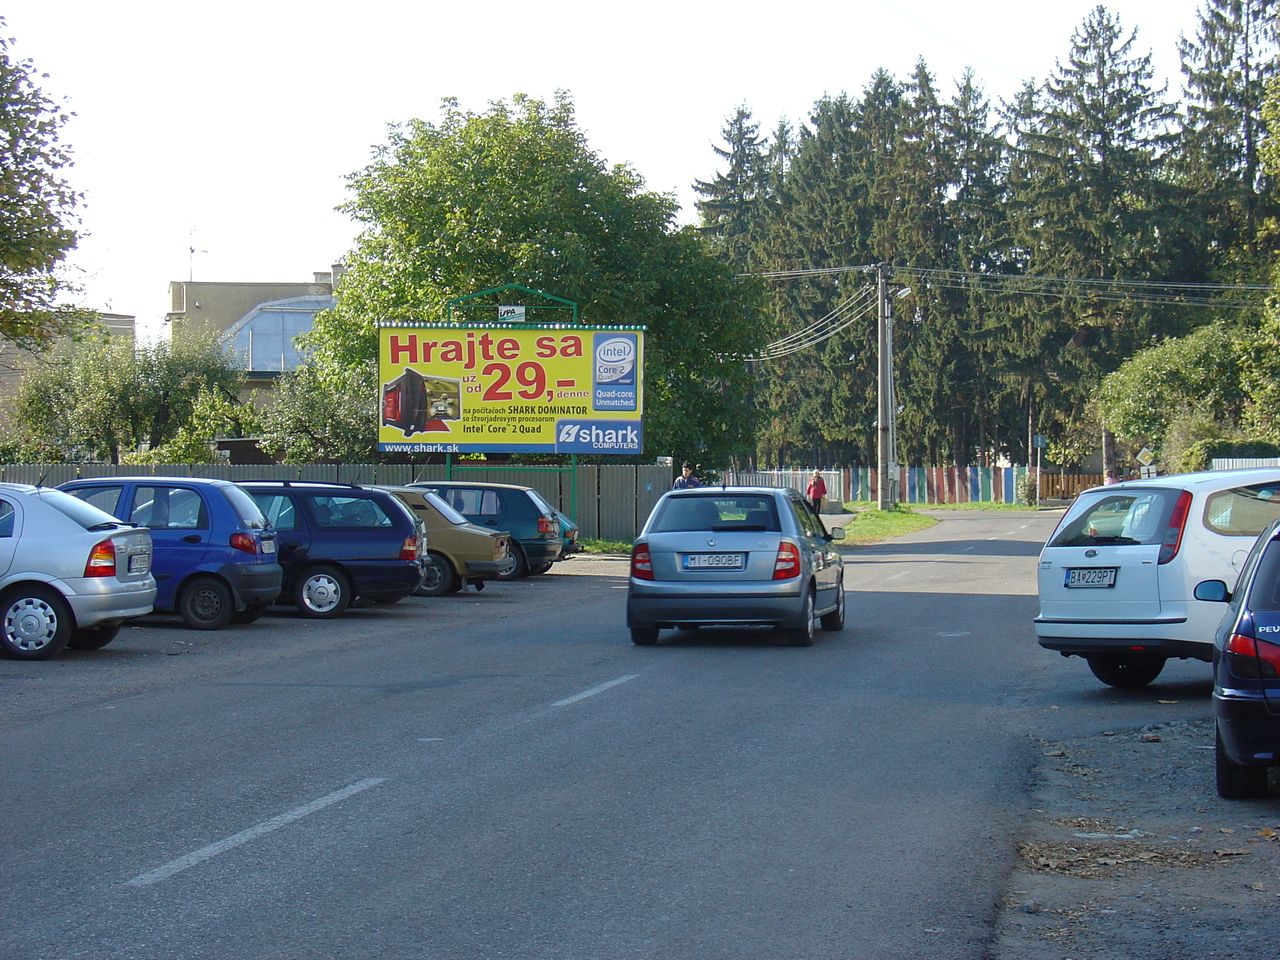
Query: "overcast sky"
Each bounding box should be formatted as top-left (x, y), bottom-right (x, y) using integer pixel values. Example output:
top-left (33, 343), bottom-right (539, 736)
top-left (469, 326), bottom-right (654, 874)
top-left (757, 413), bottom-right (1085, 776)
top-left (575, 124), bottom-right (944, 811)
top-left (6, 0), bottom-right (1206, 332)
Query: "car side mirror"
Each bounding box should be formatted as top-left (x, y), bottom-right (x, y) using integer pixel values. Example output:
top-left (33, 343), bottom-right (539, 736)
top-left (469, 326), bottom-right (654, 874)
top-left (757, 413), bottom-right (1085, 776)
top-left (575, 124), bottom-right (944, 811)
top-left (827, 526), bottom-right (845, 541)
top-left (1194, 579), bottom-right (1230, 603)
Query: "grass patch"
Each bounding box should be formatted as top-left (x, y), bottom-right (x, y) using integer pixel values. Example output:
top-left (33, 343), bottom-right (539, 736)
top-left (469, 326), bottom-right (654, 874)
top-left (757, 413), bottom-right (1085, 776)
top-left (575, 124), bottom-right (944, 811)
top-left (581, 537), bottom-right (633, 555)
top-left (834, 505), bottom-right (937, 544)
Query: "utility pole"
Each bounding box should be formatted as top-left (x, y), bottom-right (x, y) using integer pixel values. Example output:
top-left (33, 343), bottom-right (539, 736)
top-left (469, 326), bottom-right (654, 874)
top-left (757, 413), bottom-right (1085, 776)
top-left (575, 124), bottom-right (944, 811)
top-left (876, 263), bottom-right (894, 510)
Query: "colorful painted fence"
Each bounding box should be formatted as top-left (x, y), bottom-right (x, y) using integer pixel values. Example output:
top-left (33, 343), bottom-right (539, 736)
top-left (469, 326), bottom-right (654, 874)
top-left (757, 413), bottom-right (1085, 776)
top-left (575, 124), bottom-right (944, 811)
top-left (844, 465), bottom-right (1033, 504)
top-left (724, 466), bottom-right (1100, 504)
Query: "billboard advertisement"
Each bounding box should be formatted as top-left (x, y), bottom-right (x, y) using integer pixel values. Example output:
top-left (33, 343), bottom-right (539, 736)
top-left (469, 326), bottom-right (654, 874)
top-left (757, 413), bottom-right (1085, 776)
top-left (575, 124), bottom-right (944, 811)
top-left (378, 323), bottom-right (645, 454)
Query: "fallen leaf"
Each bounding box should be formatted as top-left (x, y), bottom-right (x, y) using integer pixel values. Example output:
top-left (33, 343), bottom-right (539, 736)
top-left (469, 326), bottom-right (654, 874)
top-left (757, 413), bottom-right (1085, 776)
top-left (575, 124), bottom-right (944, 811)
top-left (1215, 849), bottom-right (1249, 857)
top-left (1141, 733), bottom-right (1162, 742)
top-left (1219, 828), bottom-right (1236, 834)
top-left (1250, 882), bottom-right (1266, 891)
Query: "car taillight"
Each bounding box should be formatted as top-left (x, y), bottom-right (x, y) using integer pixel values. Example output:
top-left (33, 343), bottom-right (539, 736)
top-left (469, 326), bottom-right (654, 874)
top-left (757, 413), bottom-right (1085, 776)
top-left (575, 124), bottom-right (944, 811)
top-left (400, 535), bottom-right (417, 561)
top-left (1157, 490), bottom-right (1193, 564)
top-left (631, 543), bottom-right (653, 580)
top-left (538, 515), bottom-right (556, 535)
top-left (230, 532), bottom-right (258, 555)
top-left (773, 542), bottom-right (801, 580)
top-left (1225, 631), bottom-right (1280, 679)
top-left (84, 539), bottom-right (116, 577)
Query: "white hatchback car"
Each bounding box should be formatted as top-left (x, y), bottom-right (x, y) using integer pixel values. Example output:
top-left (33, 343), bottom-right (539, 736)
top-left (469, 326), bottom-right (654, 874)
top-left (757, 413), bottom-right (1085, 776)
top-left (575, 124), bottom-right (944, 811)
top-left (1035, 468), bottom-right (1280, 687)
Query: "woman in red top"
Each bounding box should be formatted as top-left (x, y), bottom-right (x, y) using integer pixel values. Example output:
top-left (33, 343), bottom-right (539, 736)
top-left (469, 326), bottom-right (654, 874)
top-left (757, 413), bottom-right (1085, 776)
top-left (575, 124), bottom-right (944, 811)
top-left (806, 470), bottom-right (827, 514)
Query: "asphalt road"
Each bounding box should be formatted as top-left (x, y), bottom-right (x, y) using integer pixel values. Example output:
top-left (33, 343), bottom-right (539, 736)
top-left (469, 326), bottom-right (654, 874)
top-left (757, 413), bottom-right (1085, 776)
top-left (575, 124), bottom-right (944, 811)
top-left (0, 510), bottom-right (1216, 960)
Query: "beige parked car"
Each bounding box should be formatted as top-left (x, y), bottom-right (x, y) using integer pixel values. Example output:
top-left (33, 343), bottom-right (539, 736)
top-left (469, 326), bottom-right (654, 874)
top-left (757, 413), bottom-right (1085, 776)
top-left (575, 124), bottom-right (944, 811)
top-left (377, 486), bottom-right (511, 596)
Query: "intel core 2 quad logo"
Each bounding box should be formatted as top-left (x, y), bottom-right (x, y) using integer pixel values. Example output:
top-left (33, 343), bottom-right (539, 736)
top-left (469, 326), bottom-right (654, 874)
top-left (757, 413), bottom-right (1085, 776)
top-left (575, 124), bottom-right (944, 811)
top-left (593, 333), bottom-right (637, 411)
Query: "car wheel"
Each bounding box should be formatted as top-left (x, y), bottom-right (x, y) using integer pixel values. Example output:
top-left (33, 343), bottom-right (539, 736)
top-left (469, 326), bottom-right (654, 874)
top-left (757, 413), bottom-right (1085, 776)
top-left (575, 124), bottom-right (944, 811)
top-left (68, 623), bottom-right (121, 650)
top-left (786, 588), bottom-right (816, 646)
top-left (231, 604), bottom-right (269, 624)
top-left (178, 576), bottom-right (235, 631)
top-left (294, 564), bottom-right (350, 619)
top-left (415, 553), bottom-right (459, 597)
top-left (631, 627), bottom-right (659, 646)
top-left (1216, 724), bottom-right (1268, 799)
top-left (0, 585), bottom-right (72, 659)
top-left (530, 562), bottom-right (553, 575)
top-left (820, 580), bottom-right (845, 631)
top-left (497, 543), bottom-right (529, 580)
top-left (1086, 653), bottom-right (1165, 688)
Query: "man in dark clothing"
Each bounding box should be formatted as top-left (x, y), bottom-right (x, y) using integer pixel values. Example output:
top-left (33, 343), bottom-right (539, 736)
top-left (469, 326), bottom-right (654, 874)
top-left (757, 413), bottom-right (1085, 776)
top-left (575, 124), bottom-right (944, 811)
top-left (673, 462), bottom-right (701, 489)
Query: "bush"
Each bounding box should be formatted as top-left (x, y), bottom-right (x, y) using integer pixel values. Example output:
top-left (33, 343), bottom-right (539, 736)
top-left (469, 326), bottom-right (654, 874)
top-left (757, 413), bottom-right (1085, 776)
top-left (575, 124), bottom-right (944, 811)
top-left (1176, 437), bottom-right (1280, 472)
top-left (1015, 470), bottom-right (1039, 505)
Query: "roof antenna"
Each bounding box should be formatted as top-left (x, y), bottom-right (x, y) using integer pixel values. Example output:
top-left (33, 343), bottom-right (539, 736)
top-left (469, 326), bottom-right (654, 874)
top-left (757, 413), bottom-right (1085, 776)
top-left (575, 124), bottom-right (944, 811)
top-left (34, 468), bottom-right (50, 488)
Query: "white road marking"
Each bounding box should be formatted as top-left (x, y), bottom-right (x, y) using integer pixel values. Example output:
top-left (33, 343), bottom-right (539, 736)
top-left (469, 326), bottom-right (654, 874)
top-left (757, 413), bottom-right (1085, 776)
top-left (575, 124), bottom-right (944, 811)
top-left (937, 631), bottom-right (971, 637)
top-left (884, 570), bottom-right (911, 581)
top-left (126, 777), bottom-right (386, 887)
top-left (553, 674), bottom-right (639, 707)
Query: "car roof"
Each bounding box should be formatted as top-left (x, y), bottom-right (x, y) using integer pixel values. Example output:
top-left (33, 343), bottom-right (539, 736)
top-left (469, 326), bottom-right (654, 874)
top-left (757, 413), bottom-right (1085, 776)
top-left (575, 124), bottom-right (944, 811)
top-left (1089, 467), bottom-right (1280, 495)
top-left (0, 481), bottom-right (41, 495)
top-left (237, 480), bottom-right (378, 492)
top-left (412, 480), bottom-right (534, 492)
top-left (62, 475), bottom-right (232, 487)
top-left (664, 486), bottom-right (793, 496)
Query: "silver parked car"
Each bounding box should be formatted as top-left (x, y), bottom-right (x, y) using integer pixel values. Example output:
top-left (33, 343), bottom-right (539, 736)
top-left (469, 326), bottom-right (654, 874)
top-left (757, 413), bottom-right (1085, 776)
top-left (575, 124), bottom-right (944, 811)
top-left (627, 486), bottom-right (846, 646)
top-left (0, 482), bottom-right (156, 660)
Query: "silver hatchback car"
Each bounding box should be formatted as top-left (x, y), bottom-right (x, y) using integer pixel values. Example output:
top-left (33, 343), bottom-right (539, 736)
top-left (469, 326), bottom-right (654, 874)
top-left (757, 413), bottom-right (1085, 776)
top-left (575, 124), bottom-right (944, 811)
top-left (627, 486), bottom-right (846, 646)
top-left (0, 482), bottom-right (156, 660)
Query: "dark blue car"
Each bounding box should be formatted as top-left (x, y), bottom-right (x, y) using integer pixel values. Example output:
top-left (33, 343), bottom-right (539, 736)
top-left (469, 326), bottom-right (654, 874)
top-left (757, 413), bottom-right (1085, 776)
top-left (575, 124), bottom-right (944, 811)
top-left (1197, 516), bottom-right (1280, 798)
top-left (59, 477), bottom-right (282, 630)
top-left (237, 481), bottom-right (425, 618)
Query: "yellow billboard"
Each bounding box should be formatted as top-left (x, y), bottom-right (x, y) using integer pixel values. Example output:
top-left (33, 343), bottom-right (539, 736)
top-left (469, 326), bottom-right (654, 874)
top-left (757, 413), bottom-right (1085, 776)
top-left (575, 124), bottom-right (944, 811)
top-left (378, 323), bottom-right (645, 454)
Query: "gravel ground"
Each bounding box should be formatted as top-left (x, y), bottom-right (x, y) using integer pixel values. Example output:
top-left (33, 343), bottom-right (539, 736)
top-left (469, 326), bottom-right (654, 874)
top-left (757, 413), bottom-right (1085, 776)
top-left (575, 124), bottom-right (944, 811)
top-left (992, 718), bottom-right (1280, 959)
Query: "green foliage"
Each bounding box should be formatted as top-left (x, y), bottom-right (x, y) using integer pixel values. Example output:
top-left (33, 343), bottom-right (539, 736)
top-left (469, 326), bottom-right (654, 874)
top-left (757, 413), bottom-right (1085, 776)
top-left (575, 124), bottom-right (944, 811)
top-left (255, 360), bottom-right (379, 463)
top-left (124, 388), bottom-right (261, 465)
top-left (1239, 308), bottom-right (1280, 441)
top-left (307, 92), bottom-right (760, 466)
top-left (14, 333), bottom-right (245, 463)
top-left (1095, 323), bottom-right (1243, 451)
top-left (0, 23), bottom-right (94, 349)
top-left (1176, 436), bottom-right (1280, 472)
top-left (1015, 470), bottom-right (1039, 505)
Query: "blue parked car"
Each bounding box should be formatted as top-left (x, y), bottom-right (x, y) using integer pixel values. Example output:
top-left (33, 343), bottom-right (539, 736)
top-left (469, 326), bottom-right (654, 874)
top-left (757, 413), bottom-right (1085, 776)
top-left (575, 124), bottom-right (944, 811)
top-left (1197, 516), bottom-right (1280, 798)
top-left (58, 477), bottom-right (281, 630)
top-left (236, 481), bottom-right (425, 618)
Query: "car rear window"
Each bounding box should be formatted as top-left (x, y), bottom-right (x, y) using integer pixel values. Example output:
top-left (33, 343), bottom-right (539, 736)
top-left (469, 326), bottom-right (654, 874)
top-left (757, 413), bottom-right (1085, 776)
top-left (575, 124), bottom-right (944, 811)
top-left (1203, 483), bottom-right (1280, 536)
top-left (423, 491), bottom-right (468, 525)
top-left (224, 483), bottom-right (269, 529)
top-left (1245, 540), bottom-right (1280, 612)
top-left (650, 495), bottom-right (780, 533)
top-left (39, 489), bottom-right (125, 530)
top-left (1049, 489), bottom-right (1180, 547)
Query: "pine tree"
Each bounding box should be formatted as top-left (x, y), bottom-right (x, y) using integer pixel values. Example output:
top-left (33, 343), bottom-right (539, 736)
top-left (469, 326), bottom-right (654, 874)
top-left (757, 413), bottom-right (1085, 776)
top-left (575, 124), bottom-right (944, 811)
top-left (693, 106), bottom-right (768, 270)
top-left (1177, 0), bottom-right (1279, 281)
top-left (1004, 8), bottom-right (1179, 453)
